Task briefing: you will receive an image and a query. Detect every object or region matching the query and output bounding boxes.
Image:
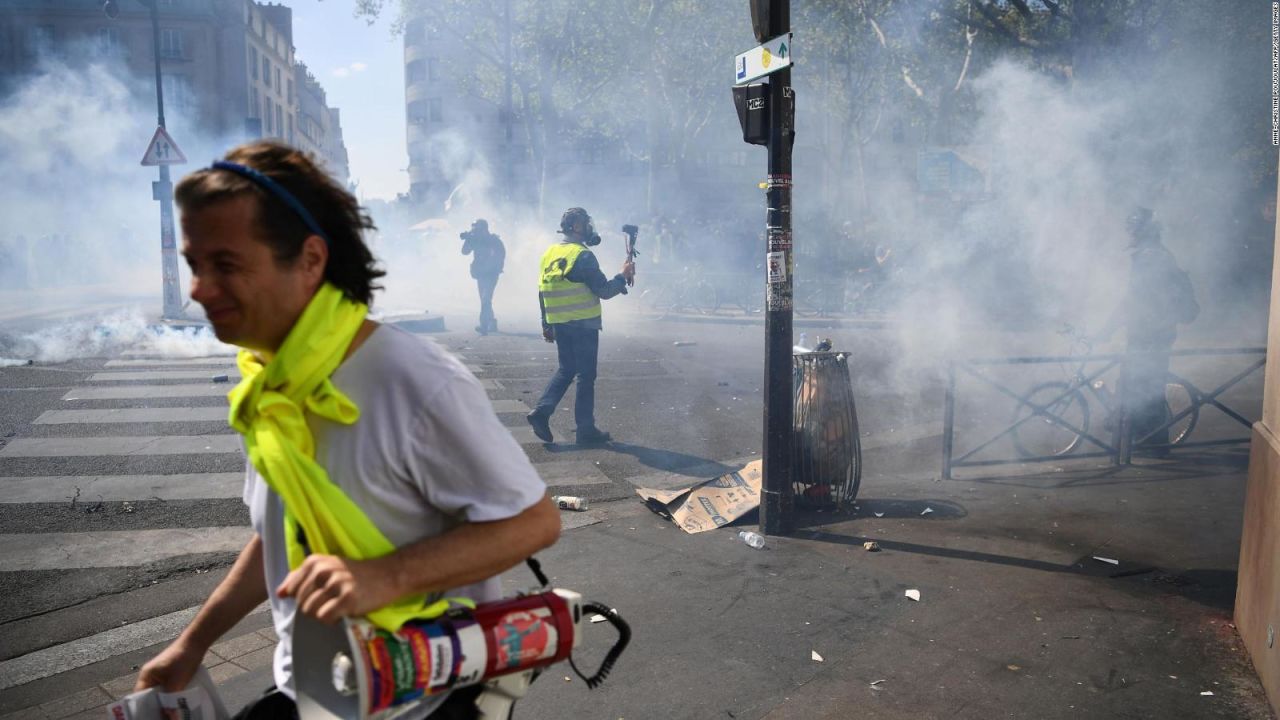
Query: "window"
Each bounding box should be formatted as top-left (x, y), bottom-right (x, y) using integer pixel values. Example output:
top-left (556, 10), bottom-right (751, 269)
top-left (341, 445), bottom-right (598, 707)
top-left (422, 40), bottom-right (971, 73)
top-left (287, 79), bottom-right (293, 104)
top-left (262, 58), bottom-right (270, 88)
top-left (275, 105), bottom-right (283, 137)
top-left (407, 100), bottom-right (426, 125)
top-left (427, 57), bottom-right (440, 81)
top-left (161, 74), bottom-right (193, 111)
top-left (274, 67), bottom-right (281, 96)
top-left (25, 25), bottom-right (53, 57)
top-left (287, 116), bottom-right (293, 144)
top-left (428, 98), bottom-right (442, 122)
top-left (264, 99), bottom-right (272, 133)
top-left (159, 28), bottom-right (184, 59)
top-left (406, 60), bottom-right (424, 83)
top-left (249, 46), bottom-right (258, 80)
top-left (249, 90), bottom-right (258, 119)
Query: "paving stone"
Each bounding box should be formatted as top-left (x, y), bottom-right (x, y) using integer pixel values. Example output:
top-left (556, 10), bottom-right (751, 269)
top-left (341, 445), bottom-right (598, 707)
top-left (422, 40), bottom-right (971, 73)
top-left (38, 687), bottom-right (111, 719)
top-left (209, 632), bottom-right (271, 661)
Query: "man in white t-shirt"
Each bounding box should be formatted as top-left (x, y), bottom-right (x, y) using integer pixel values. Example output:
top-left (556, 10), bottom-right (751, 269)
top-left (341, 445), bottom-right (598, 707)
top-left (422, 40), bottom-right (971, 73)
top-left (132, 141), bottom-right (559, 720)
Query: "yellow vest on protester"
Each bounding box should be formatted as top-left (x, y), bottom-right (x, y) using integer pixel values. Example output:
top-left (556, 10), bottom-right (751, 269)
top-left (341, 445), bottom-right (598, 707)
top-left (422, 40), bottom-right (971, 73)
top-left (539, 242), bottom-right (602, 324)
top-left (228, 283), bottom-right (470, 631)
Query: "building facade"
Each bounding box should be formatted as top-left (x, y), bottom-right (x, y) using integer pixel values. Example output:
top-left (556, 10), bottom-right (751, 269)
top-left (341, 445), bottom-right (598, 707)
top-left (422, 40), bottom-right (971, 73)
top-left (0, 0), bottom-right (348, 184)
top-left (402, 10), bottom-right (528, 210)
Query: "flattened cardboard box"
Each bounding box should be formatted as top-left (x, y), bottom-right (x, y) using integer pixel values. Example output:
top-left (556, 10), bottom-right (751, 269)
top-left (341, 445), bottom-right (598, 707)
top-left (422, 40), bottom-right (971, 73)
top-left (636, 460), bottom-right (763, 534)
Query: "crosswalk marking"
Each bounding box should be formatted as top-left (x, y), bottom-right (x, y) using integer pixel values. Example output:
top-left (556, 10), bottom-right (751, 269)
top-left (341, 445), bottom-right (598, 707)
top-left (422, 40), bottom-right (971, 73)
top-left (105, 358), bottom-right (235, 367)
top-left (0, 348), bottom-right (618, 696)
top-left (0, 473), bottom-right (243, 503)
top-left (0, 435), bottom-right (241, 458)
top-left (0, 606), bottom-right (199, 690)
top-left (64, 384), bottom-right (229, 400)
top-left (0, 526), bottom-right (255, 572)
top-left (35, 407), bottom-right (229, 424)
top-left (89, 370), bottom-right (241, 382)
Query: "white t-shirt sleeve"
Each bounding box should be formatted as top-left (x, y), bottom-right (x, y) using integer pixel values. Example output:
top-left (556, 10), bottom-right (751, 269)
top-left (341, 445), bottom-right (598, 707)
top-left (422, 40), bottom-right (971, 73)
top-left (407, 371), bottom-right (547, 522)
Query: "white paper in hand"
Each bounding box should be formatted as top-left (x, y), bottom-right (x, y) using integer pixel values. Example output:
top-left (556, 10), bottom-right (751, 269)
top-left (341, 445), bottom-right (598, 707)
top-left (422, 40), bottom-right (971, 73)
top-left (104, 666), bottom-right (229, 720)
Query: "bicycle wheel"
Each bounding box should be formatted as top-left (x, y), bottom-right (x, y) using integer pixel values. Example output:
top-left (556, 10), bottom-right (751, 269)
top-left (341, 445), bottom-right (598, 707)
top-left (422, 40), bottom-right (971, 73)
top-left (1010, 381), bottom-right (1092, 458)
top-left (688, 280), bottom-right (718, 314)
top-left (1164, 382), bottom-right (1199, 445)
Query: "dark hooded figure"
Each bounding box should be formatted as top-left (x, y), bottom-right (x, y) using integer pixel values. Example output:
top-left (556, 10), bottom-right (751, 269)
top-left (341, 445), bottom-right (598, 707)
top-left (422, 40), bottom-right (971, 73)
top-left (1102, 207), bottom-right (1199, 452)
top-left (460, 218), bottom-right (505, 334)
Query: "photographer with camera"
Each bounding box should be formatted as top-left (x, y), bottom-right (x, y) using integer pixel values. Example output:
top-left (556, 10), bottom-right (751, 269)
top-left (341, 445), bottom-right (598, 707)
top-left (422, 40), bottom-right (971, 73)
top-left (461, 218), bottom-right (506, 335)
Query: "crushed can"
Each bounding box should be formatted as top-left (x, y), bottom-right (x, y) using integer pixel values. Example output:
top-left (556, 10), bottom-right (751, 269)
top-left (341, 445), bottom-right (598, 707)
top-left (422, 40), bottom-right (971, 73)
top-left (551, 495), bottom-right (588, 511)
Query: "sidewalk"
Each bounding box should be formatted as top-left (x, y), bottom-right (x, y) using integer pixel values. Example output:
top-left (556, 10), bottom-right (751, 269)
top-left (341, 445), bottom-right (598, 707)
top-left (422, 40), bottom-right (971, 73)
top-left (4, 452), bottom-right (1272, 719)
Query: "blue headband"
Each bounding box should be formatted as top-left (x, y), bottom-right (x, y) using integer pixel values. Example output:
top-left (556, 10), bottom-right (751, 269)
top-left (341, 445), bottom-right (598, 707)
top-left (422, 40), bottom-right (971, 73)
top-left (211, 161), bottom-right (330, 245)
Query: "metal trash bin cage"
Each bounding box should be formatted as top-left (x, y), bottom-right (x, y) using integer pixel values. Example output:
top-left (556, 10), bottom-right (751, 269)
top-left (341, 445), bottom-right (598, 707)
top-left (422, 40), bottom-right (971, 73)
top-left (793, 351), bottom-right (862, 511)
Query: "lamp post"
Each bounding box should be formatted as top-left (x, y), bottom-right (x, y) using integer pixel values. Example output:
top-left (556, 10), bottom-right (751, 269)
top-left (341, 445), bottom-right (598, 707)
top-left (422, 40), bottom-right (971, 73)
top-left (104, 0), bottom-right (185, 321)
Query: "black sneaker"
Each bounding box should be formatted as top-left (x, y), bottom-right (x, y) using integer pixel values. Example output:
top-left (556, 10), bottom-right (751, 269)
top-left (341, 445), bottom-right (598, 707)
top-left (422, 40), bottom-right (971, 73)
top-left (575, 428), bottom-right (612, 446)
top-left (526, 412), bottom-right (553, 443)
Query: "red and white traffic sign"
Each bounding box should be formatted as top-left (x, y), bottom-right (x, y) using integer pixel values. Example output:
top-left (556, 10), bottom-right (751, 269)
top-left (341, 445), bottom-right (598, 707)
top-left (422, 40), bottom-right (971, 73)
top-left (140, 126), bottom-right (187, 166)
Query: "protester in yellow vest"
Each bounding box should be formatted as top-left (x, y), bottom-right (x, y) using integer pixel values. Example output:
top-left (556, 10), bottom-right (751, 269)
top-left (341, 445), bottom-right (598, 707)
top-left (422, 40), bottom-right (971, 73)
top-left (133, 141), bottom-right (559, 720)
top-left (527, 207), bottom-right (635, 445)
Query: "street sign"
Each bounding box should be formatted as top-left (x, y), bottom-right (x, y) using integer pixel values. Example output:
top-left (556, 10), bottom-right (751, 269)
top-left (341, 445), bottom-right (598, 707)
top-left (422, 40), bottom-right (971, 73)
top-left (734, 33), bottom-right (792, 85)
top-left (141, 126), bottom-right (187, 166)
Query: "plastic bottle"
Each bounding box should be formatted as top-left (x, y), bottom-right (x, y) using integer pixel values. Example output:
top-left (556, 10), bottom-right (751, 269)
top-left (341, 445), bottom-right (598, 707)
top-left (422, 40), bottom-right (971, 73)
top-left (738, 530), bottom-right (766, 549)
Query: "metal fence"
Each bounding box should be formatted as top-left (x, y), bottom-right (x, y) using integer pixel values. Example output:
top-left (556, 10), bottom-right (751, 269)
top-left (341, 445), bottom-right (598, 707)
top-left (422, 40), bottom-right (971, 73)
top-left (942, 347), bottom-right (1266, 479)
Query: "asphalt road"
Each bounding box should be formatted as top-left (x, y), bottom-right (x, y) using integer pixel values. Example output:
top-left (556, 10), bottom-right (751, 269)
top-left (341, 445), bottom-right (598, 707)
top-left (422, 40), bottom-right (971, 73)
top-left (0, 306), bottom-right (1266, 718)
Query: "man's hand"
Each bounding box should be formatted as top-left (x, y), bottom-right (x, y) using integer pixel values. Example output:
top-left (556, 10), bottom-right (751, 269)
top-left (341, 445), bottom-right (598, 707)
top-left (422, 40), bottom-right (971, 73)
top-left (542, 326), bottom-right (555, 343)
top-left (277, 554), bottom-right (399, 625)
top-left (134, 639), bottom-right (204, 692)
top-left (621, 260), bottom-right (636, 286)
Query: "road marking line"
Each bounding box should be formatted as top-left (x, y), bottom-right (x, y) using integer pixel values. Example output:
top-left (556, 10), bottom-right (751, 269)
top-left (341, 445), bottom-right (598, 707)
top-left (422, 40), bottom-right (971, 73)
top-left (0, 526), bottom-right (253, 572)
top-left (89, 371), bottom-right (240, 382)
top-left (0, 603), bottom-right (268, 691)
top-left (478, 379), bottom-right (503, 391)
top-left (105, 358), bottom-right (234, 367)
top-left (0, 435), bottom-right (241, 458)
top-left (64, 384), bottom-right (229, 400)
top-left (0, 473), bottom-right (243, 503)
top-left (35, 407), bottom-right (228, 424)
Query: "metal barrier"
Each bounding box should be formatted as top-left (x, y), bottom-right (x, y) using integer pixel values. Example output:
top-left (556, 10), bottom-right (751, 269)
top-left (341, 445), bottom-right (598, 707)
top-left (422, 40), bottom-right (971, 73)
top-left (942, 347), bottom-right (1265, 479)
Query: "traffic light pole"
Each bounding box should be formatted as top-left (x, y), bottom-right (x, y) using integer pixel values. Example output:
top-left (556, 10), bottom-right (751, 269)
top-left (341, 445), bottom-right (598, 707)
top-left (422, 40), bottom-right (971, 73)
top-left (759, 0), bottom-right (793, 536)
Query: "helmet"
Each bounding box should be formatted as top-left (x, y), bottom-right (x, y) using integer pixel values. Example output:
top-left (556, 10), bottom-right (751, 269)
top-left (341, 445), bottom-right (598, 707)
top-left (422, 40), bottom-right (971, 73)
top-left (559, 207), bottom-right (591, 234)
top-left (559, 207), bottom-right (600, 246)
top-left (472, 218), bottom-right (488, 232)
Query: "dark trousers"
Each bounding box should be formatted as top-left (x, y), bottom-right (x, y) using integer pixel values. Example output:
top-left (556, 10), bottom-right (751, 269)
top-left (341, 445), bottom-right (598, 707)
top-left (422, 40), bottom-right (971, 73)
top-left (231, 684), bottom-right (484, 720)
top-left (1123, 339), bottom-right (1175, 446)
top-left (533, 323), bottom-right (599, 433)
top-left (476, 274), bottom-right (499, 332)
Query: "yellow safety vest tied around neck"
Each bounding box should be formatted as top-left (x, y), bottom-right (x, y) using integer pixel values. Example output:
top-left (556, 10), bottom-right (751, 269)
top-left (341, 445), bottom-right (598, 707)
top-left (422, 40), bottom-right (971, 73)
top-left (539, 242), bottom-right (602, 324)
top-left (227, 282), bottom-right (466, 630)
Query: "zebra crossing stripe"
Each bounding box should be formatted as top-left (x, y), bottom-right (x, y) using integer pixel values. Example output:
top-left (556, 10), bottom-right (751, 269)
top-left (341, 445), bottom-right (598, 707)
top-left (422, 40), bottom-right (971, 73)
top-left (0, 473), bottom-right (243, 503)
top-left (35, 407), bottom-right (228, 424)
top-left (0, 435), bottom-right (241, 458)
top-left (0, 526), bottom-right (254, 572)
top-left (89, 371), bottom-right (241, 382)
top-left (0, 602), bottom-right (269, 690)
top-left (64, 384), bottom-right (229, 400)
